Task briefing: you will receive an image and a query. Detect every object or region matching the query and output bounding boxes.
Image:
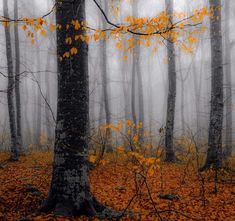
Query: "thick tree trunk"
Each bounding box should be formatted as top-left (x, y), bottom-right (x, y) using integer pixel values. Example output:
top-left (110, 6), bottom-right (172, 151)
top-left (164, 0), bottom-right (177, 162)
top-left (3, 0), bottom-right (18, 160)
top-left (223, 0), bottom-right (233, 159)
top-left (14, 0), bottom-right (23, 152)
top-left (204, 0), bottom-right (224, 169)
top-left (41, 1), bottom-right (119, 217)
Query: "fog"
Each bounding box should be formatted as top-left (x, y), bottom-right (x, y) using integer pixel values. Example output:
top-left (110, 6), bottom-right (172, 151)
top-left (0, 0), bottom-right (235, 152)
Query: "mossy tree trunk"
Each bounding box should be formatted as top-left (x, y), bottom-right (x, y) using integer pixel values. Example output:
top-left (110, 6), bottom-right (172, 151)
top-left (41, 0), bottom-right (119, 217)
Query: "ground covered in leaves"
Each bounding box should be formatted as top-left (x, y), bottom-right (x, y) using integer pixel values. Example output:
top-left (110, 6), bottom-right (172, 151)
top-left (0, 151), bottom-right (234, 220)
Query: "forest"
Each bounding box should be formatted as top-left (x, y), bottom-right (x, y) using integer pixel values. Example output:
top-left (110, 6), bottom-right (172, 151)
top-left (0, 0), bottom-right (234, 220)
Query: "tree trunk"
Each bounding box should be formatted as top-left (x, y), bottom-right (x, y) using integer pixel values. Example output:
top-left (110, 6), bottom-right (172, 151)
top-left (223, 0), bottom-right (233, 159)
top-left (164, 0), bottom-right (177, 162)
top-left (100, 1), bottom-right (112, 152)
top-left (14, 0), bottom-right (23, 152)
top-left (41, 0), bottom-right (118, 217)
top-left (36, 46), bottom-right (42, 149)
top-left (204, 0), bottom-right (224, 169)
top-left (132, 2), bottom-right (144, 140)
top-left (44, 51), bottom-right (53, 147)
top-left (3, 0), bottom-right (18, 160)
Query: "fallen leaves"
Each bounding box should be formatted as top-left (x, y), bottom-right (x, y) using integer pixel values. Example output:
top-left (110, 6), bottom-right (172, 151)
top-left (0, 151), bottom-right (234, 220)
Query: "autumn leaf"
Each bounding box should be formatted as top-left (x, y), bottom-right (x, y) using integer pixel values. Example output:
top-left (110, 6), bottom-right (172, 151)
top-left (40, 29), bottom-right (47, 37)
top-left (70, 47), bottom-right (78, 55)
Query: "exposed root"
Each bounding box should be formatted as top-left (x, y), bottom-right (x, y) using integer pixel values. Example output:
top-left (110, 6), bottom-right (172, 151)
top-left (40, 194), bottom-right (123, 219)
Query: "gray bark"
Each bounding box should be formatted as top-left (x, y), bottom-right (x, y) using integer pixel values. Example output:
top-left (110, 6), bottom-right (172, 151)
top-left (223, 0), bottom-right (233, 159)
top-left (100, 1), bottom-right (112, 152)
top-left (164, 0), bottom-right (177, 162)
top-left (36, 46), bottom-right (42, 149)
top-left (14, 0), bottom-right (23, 152)
top-left (3, 0), bottom-right (18, 160)
top-left (204, 0), bottom-right (224, 169)
top-left (44, 51), bottom-right (53, 147)
top-left (41, 0), bottom-right (118, 217)
top-left (133, 2), bottom-right (144, 140)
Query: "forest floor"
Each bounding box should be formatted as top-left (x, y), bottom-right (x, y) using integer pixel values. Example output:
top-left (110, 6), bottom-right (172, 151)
top-left (0, 151), bottom-right (234, 221)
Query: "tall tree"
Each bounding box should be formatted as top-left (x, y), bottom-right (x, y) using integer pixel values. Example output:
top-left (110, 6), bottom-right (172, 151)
top-left (203, 0), bottom-right (224, 169)
top-left (164, 0), bottom-right (177, 162)
top-left (131, 2), bottom-right (145, 139)
top-left (41, 0), bottom-right (118, 217)
top-left (3, 0), bottom-right (18, 160)
top-left (14, 0), bottom-right (23, 152)
top-left (100, 0), bottom-right (112, 152)
top-left (223, 0), bottom-right (233, 159)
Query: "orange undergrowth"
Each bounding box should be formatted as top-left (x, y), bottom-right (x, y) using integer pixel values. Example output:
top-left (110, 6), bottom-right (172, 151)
top-left (0, 151), bottom-right (234, 221)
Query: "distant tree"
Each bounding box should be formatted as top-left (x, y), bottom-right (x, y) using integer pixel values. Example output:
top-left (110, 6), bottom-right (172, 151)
top-left (131, 1), bottom-right (145, 140)
top-left (14, 0), bottom-right (23, 152)
top-left (133, 2), bottom-right (145, 141)
top-left (203, 0), bottom-right (224, 169)
top-left (164, 0), bottom-right (177, 162)
top-left (3, 0), bottom-right (18, 160)
top-left (100, 0), bottom-right (112, 152)
top-left (223, 0), bottom-right (233, 159)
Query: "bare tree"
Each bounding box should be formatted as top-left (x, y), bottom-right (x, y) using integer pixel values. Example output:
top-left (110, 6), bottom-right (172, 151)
top-left (3, 0), bottom-right (18, 160)
top-left (14, 0), bottom-right (23, 152)
top-left (100, 0), bottom-right (112, 152)
top-left (164, 0), bottom-right (177, 162)
top-left (203, 0), bottom-right (224, 169)
top-left (223, 0), bottom-right (233, 159)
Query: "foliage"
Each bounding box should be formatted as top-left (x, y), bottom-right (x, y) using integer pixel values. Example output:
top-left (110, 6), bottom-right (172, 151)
top-left (0, 4), bottom-right (211, 59)
top-left (0, 151), bottom-right (234, 220)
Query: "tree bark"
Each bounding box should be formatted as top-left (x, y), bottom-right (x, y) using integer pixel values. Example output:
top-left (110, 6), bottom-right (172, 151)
top-left (41, 1), bottom-right (119, 217)
top-left (100, 1), bottom-right (112, 152)
top-left (203, 0), bottom-right (224, 169)
top-left (133, 2), bottom-right (144, 140)
top-left (223, 0), bottom-right (233, 159)
top-left (164, 0), bottom-right (177, 162)
top-left (3, 0), bottom-right (18, 160)
top-left (14, 0), bottom-right (23, 152)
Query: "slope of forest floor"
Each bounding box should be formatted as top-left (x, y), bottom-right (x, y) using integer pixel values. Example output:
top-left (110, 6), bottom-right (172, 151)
top-left (0, 151), bottom-right (234, 221)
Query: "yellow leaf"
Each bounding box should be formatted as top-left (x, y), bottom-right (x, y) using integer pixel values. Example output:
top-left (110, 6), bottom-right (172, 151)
top-left (116, 41), bottom-right (123, 50)
top-left (65, 37), bottom-right (72, 45)
top-left (89, 155), bottom-right (96, 163)
top-left (49, 24), bottom-right (57, 32)
top-left (123, 55), bottom-right (128, 61)
top-left (22, 25), bottom-right (27, 31)
top-left (40, 29), bottom-right (47, 37)
top-left (70, 47), bottom-right (78, 55)
top-left (116, 146), bottom-right (125, 154)
top-left (148, 165), bottom-right (155, 177)
top-left (63, 51), bottom-right (70, 58)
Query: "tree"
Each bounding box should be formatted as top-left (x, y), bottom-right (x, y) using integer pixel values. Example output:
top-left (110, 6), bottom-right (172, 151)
top-left (131, 2), bottom-right (145, 140)
top-left (14, 0), bottom-right (23, 152)
top-left (3, 0), bottom-right (18, 161)
top-left (203, 0), bottom-right (224, 169)
top-left (164, 0), bottom-right (177, 162)
top-left (41, 0), bottom-right (118, 217)
top-left (223, 0), bottom-right (233, 159)
top-left (100, 0), bottom-right (112, 152)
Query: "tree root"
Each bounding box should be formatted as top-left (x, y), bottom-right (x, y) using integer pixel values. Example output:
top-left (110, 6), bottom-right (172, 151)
top-left (40, 194), bottom-right (124, 219)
